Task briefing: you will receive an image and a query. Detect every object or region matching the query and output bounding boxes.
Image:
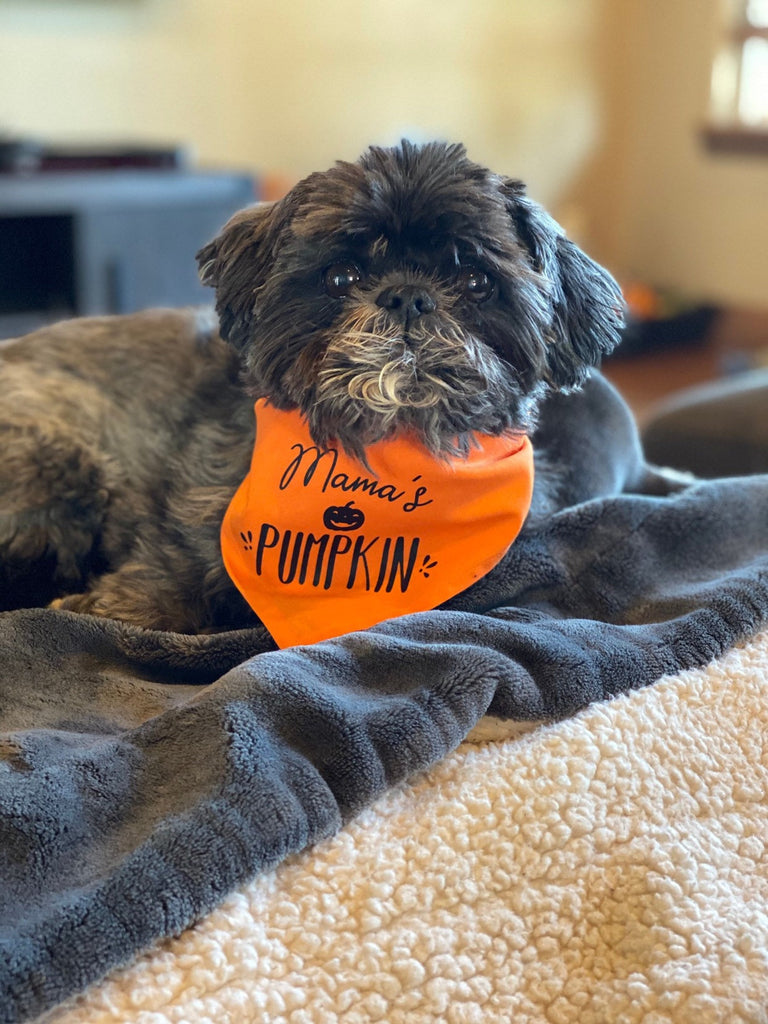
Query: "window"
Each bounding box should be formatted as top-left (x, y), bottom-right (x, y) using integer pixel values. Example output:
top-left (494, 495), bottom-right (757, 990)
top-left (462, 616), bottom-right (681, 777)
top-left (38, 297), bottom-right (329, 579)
top-left (706, 0), bottom-right (768, 152)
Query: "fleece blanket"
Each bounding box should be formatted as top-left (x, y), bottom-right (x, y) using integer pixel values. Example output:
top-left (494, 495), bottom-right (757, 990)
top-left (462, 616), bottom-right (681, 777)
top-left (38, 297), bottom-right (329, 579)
top-left (40, 626), bottom-right (768, 1024)
top-left (2, 375), bottom-right (768, 1022)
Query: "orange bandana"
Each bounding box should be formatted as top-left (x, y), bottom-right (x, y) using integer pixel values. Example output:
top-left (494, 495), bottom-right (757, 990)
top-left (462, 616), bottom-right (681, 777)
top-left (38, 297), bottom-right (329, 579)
top-left (221, 400), bottom-right (534, 648)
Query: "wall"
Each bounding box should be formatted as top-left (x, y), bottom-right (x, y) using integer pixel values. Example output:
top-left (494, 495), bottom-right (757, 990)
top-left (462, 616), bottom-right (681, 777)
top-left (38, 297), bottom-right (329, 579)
top-left (578, 0), bottom-right (768, 307)
top-left (0, 0), bottom-right (602, 208)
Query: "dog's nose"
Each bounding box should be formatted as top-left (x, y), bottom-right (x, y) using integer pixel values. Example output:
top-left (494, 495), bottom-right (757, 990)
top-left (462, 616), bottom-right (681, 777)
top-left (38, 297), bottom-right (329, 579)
top-left (376, 285), bottom-right (436, 321)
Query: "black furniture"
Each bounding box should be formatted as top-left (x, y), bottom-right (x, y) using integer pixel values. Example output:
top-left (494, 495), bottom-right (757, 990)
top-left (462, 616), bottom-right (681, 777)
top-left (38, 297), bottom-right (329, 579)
top-left (0, 169), bottom-right (256, 339)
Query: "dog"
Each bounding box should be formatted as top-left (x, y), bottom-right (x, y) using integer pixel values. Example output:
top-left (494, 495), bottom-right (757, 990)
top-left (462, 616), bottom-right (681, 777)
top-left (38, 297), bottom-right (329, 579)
top-left (0, 140), bottom-right (651, 638)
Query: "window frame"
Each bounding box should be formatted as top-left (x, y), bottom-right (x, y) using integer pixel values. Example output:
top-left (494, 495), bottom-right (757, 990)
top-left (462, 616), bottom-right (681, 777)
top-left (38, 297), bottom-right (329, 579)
top-left (704, 0), bottom-right (768, 155)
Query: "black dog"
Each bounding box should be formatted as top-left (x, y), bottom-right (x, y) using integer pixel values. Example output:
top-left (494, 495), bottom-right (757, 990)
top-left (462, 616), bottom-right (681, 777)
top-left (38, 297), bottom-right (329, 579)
top-left (0, 140), bottom-right (655, 635)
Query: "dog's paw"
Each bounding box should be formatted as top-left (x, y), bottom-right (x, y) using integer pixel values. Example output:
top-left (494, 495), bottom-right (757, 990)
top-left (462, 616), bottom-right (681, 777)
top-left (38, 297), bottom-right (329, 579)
top-left (49, 593), bottom-right (93, 614)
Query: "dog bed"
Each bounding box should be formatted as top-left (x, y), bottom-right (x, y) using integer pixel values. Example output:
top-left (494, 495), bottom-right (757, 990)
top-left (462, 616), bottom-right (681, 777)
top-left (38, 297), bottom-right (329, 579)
top-left (2, 377), bottom-right (768, 1023)
top-left (643, 367), bottom-right (768, 478)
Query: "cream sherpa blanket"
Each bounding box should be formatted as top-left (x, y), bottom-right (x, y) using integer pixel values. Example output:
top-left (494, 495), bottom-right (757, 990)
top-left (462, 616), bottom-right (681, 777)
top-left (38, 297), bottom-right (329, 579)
top-left (41, 628), bottom-right (768, 1024)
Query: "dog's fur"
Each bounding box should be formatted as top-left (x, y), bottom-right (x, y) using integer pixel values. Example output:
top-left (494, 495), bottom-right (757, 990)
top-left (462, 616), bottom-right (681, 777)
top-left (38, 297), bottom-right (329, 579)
top-left (0, 141), bottom-right (657, 634)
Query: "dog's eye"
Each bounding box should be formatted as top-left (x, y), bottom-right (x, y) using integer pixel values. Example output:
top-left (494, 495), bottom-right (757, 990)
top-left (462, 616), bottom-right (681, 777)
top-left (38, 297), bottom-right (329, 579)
top-left (324, 261), bottom-right (363, 298)
top-left (457, 266), bottom-right (495, 303)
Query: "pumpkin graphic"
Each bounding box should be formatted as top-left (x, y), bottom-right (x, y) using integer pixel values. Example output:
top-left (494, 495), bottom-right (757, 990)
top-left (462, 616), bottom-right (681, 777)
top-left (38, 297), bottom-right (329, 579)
top-left (323, 501), bottom-right (366, 531)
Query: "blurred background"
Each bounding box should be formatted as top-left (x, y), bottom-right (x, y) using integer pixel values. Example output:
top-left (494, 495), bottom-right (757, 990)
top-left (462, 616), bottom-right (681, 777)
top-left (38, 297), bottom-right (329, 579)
top-left (0, 0), bottom-right (766, 417)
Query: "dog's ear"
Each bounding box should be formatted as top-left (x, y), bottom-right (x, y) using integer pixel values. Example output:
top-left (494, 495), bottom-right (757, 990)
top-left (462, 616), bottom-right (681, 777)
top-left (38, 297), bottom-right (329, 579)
top-left (501, 179), bottom-right (625, 388)
top-left (196, 202), bottom-right (283, 352)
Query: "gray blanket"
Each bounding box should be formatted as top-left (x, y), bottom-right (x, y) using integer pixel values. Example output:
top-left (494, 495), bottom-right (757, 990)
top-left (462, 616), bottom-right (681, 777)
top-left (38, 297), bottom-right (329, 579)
top-left (2, 376), bottom-right (768, 1023)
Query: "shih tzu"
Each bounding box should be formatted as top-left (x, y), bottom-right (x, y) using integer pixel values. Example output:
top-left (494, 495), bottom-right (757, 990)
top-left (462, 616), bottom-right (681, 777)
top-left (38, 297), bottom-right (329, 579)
top-left (0, 140), bottom-right (648, 643)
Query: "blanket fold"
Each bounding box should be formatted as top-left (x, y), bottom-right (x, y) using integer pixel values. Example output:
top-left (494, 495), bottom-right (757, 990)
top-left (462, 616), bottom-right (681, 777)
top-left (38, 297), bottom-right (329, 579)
top-left (2, 376), bottom-right (768, 1023)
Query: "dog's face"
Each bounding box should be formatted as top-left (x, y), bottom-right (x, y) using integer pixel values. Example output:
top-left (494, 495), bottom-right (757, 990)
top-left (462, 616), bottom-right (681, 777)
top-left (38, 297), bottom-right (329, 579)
top-left (197, 140), bottom-right (624, 460)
